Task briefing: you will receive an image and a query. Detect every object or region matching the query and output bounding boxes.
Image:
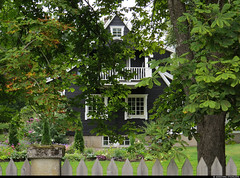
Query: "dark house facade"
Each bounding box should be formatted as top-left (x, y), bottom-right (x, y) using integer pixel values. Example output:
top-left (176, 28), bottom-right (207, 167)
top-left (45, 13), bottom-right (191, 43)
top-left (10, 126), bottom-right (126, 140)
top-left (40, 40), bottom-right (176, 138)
top-left (66, 15), bottom-right (174, 148)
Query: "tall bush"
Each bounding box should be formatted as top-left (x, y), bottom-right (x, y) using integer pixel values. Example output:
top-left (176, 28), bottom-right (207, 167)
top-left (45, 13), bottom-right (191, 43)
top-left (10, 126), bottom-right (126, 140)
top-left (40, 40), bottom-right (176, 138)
top-left (41, 119), bottom-right (51, 145)
top-left (74, 118), bottom-right (84, 153)
top-left (9, 114), bottom-right (19, 147)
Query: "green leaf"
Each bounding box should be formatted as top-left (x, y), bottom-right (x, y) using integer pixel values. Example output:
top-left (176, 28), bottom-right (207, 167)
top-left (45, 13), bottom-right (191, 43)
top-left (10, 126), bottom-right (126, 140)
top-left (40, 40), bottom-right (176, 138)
top-left (183, 103), bottom-right (198, 113)
top-left (70, 88), bottom-right (75, 92)
top-left (199, 100), bottom-right (216, 109)
top-left (178, 15), bottom-right (187, 22)
top-left (153, 77), bottom-right (161, 86)
top-left (221, 3), bottom-right (231, 14)
top-left (220, 100), bottom-right (231, 111)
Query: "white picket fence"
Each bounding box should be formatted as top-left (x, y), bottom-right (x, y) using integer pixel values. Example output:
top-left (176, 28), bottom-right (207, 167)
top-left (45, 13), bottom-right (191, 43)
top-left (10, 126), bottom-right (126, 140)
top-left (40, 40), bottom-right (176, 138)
top-left (0, 157), bottom-right (238, 175)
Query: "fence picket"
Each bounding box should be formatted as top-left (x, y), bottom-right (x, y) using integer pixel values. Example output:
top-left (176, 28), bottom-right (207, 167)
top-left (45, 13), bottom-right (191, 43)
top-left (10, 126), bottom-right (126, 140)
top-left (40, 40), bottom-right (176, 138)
top-left (197, 157), bottom-right (208, 175)
top-left (107, 158), bottom-right (118, 175)
top-left (211, 157), bottom-right (222, 175)
top-left (61, 159), bottom-right (72, 175)
top-left (167, 159), bottom-right (178, 175)
top-left (6, 159), bottom-right (17, 176)
top-left (137, 158), bottom-right (148, 175)
top-left (76, 159), bottom-right (88, 175)
top-left (21, 159), bottom-right (31, 175)
top-left (92, 158), bottom-right (103, 175)
top-left (0, 165), bottom-right (2, 175)
top-left (226, 157), bottom-right (237, 175)
top-left (122, 159), bottom-right (133, 175)
top-left (152, 159), bottom-right (163, 175)
top-left (182, 158), bottom-right (193, 175)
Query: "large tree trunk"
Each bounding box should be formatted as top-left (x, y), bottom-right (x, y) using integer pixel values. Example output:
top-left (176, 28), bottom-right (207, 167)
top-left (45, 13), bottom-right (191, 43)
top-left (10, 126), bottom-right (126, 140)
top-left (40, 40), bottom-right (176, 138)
top-left (167, 0), bottom-right (226, 175)
top-left (197, 112), bottom-right (226, 175)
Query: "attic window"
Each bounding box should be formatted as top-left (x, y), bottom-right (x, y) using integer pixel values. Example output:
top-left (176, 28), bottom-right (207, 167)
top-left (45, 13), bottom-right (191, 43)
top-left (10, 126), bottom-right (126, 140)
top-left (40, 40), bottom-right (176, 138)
top-left (110, 26), bottom-right (124, 39)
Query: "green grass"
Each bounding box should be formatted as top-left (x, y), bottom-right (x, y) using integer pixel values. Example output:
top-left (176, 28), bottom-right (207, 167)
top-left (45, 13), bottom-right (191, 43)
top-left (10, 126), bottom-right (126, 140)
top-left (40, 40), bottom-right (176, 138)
top-left (1, 144), bottom-right (240, 175)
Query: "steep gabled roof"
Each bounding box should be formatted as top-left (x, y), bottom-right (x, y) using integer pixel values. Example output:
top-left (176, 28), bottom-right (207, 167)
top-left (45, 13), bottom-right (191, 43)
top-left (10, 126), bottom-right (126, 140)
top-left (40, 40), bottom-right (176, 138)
top-left (104, 14), bottom-right (131, 31)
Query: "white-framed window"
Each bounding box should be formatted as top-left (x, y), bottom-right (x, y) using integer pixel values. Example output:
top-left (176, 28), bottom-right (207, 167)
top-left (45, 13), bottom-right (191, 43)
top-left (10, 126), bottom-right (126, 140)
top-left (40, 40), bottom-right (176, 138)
top-left (102, 136), bottom-right (110, 146)
top-left (85, 94), bottom-right (108, 120)
top-left (125, 94), bottom-right (148, 120)
top-left (120, 136), bottom-right (130, 146)
top-left (102, 136), bottom-right (130, 147)
top-left (110, 26), bottom-right (124, 40)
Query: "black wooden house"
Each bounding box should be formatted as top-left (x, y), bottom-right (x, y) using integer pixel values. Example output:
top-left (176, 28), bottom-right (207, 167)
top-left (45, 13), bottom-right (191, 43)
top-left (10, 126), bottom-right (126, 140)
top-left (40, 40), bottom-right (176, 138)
top-left (65, 15), bottom-right (174, 148)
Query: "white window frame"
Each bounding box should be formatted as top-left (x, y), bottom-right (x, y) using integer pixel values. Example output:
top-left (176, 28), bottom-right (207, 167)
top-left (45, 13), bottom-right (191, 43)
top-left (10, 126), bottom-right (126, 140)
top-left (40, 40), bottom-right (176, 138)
top-left (110, 26), bottom-right (125, 40)
top-left (125, 94), bottom-right (148, 120)
top-left (102, 136), bottom-right (130, 147)
top-left (85, 94), bottom-right (108, 120)
top-left (102, 136), bottom-right (111, 147)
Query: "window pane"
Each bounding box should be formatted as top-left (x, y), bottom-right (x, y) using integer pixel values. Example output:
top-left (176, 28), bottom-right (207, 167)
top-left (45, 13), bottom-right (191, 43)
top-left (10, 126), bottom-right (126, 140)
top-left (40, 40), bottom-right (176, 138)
top-left (103, 136), bottom-right (109, 145)
top-left (112, 28), bottom-right (122, 37)
top-left (127, 97), bottom-right (145, 116)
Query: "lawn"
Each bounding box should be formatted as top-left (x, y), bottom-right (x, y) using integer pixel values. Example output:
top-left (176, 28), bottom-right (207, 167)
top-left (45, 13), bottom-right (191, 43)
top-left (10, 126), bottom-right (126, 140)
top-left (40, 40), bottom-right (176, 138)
top-left (0, 144), bottom-right (240, 175)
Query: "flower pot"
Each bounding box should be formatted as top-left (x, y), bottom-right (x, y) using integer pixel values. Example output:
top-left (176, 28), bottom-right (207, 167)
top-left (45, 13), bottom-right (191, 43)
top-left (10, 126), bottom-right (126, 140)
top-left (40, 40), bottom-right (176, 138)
top-left (27, 145), bottom-right (65, 175)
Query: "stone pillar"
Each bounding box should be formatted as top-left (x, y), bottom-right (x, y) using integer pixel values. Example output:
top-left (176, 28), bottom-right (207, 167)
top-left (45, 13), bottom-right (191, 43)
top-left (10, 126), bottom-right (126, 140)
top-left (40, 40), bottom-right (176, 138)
top-left (27, 145), bottom-right (65, 176)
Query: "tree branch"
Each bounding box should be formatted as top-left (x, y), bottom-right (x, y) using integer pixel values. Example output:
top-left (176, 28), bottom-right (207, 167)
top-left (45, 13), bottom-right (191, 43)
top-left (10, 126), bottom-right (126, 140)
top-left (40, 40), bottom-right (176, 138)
top-left (23, 39), bottom-right (36, 50)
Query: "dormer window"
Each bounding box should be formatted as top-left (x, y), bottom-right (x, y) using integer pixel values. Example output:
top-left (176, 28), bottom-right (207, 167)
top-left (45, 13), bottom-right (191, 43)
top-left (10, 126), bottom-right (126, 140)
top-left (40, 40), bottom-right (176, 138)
top-left (110, 26), bottom-right (124, 40)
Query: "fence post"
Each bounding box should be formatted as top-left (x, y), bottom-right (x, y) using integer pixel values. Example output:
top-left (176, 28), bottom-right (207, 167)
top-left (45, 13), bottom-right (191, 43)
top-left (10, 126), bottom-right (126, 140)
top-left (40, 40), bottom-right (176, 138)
top-left (61, 159), bottom-right (72, 175)
top-left (226, 157), bottom-right (237, 175)
top-left (152, 159), bottom-right (163, 175)
top-left (167, 159), bottom-right (178, 175)
top-left (107, 158), bottom-right (118, 175)
top-left (211, 157), bottom-right (222, 175)
top-left (122, 159), bottom-right (133, 175)
top-left (137, 158), bottom-right (148, 175)
top-left (76, 159), bottom-right (88, 175)
top-left (6, 159), bottom-right (17, 176)
top-left (92, 158), bottom-right (103, 175)
top-left (182, 158), bottom-right (193, 175)
top-left (21, 159), bottom-right (31, 175)
top-left (197, 157), bottom-right (208, 175)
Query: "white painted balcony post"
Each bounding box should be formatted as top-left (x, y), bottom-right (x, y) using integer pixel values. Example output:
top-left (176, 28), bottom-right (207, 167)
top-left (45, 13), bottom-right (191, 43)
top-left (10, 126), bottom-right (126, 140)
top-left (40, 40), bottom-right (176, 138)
top-left (145, 57), bottom-right (152, 78)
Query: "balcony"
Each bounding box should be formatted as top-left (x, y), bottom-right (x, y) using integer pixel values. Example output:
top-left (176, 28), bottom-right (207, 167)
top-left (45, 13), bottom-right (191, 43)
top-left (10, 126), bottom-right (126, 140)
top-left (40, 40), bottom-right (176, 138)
top-left (100, 67), bottom-right (152, 85)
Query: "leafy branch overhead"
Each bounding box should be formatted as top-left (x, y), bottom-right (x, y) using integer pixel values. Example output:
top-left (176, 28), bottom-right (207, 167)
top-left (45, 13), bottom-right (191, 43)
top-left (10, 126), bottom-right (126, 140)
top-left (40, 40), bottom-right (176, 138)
top-left (0, 0), bottom-right (138, 142)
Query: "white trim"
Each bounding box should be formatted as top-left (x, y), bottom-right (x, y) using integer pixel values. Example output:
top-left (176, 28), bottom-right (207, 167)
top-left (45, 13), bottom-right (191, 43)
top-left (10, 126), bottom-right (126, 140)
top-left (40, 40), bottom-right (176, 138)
top-left (102, 136), bottom-right (130, 147)
top-left (104, 15), bottom-right (116, 29)
top-left (125, 94), bottom-right (148, 120)
top-left (85, 94), bottom-right (108, 120)
top-left (158, 72), bottom-right (173, 87)
top-left (110, 26), bottom-right (125, 40)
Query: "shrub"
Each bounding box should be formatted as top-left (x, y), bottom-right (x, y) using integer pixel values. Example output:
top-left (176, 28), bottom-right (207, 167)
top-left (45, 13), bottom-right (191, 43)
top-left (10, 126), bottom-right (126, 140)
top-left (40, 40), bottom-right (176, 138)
top-left (0, 146), bottom-right (14, 160)
top-left (113, 148), bottom-right (128, 161)
top-left (63, 152), bottom-right (85, 162)
top-left (41, 119), bottom-right (51, 145)
top-left (84, 148), bottom-right (96, 160)
top-left (74, 119), bottom-right (84, 153)
top-left (10, 150), bottom-right (27, 161)
top-left (96, 155), bottom-right (106, 161)
top-left (9, 120), bottom-right (19, 147)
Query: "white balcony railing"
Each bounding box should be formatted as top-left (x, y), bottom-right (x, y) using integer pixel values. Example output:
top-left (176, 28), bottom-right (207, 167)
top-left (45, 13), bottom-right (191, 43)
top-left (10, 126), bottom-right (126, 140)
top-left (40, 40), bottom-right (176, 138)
top-left (100, 67), bottom-right (152, 82)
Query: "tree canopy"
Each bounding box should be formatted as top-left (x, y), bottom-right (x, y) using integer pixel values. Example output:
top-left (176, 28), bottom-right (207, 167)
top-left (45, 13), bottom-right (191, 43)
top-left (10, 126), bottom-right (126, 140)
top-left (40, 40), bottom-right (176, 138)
top-left (0, 0), bottom-right (139, 143)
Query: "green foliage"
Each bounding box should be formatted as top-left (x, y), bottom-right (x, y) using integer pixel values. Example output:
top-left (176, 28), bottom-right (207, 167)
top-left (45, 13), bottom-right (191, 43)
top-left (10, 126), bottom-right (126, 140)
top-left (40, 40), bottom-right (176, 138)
top-left (8, 115), bottom-right (19, 147)
top-left (0, 146), bottom-right (14, 160)
top-left (74, 118), bottom-right (84, 153)
top-left (0, 0), bottom-right (139, 144)
top-left (63, 152), bottom-right (85, 162)
top-left (134, 0), bottom-right (240, 158)
top-left (41, 119), bottom-right (51, 145)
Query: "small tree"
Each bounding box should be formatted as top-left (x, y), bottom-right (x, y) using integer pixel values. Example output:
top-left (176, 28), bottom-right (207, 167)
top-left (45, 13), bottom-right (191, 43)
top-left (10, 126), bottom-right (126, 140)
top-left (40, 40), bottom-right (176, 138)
top-left (9, 114), bottom-right (19, 147)
top-left (74, 118), bottom-right (84, 153)
top-left (41, 119), bottom-right (51, 145)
